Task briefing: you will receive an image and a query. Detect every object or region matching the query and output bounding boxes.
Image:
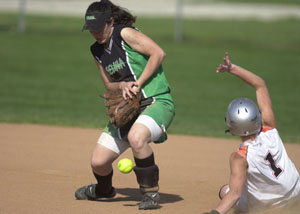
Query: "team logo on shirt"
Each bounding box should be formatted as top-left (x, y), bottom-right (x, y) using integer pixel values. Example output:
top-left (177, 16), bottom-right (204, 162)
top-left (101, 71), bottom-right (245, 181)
top-left (105, 57), bottom-right (126, 75)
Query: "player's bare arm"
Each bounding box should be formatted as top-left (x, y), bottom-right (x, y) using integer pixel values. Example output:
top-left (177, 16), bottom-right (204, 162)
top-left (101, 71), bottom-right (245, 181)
top-left (217, 53), bottom-right (276, 128)
top-left (94, 58), bottom-right (138, 99)
top-left (214, 152), bottom-right (248, 214)
top-left (121, 27), bottom-right (166, 89)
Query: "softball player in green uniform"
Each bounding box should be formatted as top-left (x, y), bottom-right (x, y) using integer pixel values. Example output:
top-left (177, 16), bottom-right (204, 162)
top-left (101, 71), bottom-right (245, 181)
top-left (74, 0), bottom-right (175, 210)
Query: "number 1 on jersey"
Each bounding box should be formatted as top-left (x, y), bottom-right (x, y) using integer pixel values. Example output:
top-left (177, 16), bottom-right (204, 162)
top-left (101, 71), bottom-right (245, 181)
top-left (265, 151), bottom-right (283, 178)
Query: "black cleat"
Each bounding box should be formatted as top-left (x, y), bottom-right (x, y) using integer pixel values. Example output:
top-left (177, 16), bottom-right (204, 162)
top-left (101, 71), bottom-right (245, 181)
top-left (75, 184), bottom-right (116, 200)
top-left (139, 192), bottom-right (160, 210)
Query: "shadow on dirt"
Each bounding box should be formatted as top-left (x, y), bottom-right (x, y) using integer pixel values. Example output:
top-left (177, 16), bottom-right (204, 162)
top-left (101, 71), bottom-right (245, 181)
top-left (96, 187), bottom-right (183, 207)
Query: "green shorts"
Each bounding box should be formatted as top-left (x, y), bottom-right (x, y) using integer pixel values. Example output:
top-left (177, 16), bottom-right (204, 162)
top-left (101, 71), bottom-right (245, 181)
top-left (103, 93), bottom-right (175, 143)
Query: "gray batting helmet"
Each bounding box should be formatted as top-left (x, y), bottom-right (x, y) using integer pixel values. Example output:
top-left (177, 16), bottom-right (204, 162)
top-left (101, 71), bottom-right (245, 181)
top-left (225, 98), bottom-right (262, 136)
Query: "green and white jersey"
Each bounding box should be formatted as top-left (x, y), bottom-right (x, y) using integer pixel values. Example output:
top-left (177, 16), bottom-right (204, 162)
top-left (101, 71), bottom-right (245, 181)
top-left (90, 24), bottom-right (172, 101)
top-left (91, 24), bottom-right (174, 140)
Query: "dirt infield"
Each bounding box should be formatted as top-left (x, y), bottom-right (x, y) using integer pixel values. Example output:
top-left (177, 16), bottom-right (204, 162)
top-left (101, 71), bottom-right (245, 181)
top-left (1, 123), bottom-right (300, 214)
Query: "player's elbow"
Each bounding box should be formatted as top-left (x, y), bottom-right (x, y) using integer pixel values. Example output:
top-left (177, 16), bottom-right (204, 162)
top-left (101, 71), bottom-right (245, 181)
top-left (160, 49), bottom-right (166, 60)
top-left (155, 48), bottom-right (166, 62)
top-left (256, 77), bottom-right (267, 89)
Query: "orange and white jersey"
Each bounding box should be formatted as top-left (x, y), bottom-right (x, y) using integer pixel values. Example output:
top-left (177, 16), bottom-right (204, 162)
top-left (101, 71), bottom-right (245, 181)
top-left (236, 126), bottom-right (300, 211)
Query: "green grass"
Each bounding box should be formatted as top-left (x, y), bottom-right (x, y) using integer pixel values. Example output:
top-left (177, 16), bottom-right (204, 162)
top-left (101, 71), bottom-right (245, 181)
top-left (1, 13), bottom-right (300, 143)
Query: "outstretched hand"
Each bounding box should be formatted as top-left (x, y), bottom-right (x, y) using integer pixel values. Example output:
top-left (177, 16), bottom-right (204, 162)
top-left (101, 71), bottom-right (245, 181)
top-left (216, 52), bottom-right (232, 73)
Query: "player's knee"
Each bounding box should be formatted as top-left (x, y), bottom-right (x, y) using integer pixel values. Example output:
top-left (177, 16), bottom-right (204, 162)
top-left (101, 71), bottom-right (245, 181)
top-left (91, 156), bottom-right (110, 172)
top-left (128, 131), bottom-right (146, 152)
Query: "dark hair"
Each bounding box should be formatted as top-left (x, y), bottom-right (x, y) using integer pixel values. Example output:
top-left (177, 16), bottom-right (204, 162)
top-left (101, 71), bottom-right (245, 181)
top-left (87, 0), bottom-right (136, 25)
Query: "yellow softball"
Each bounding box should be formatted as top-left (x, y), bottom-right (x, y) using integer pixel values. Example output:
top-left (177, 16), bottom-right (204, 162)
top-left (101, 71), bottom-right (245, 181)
top-left (118, 158), bottom-right (133, 174)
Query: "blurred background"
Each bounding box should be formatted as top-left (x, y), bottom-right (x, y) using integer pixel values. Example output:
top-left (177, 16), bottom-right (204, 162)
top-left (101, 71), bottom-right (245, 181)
top-left (1, 0), bottom-right (300, 142)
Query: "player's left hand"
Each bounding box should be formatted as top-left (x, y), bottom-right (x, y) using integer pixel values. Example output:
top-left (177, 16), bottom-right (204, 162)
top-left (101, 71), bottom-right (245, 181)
top-left (119, 81), bottom-right (138, 100)
top-left (216, 52), bottom-right (232, 73)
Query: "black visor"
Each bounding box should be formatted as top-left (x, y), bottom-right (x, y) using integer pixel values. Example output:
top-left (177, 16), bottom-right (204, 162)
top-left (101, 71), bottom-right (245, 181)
top-left (82, 11), bottom-right (112, 32)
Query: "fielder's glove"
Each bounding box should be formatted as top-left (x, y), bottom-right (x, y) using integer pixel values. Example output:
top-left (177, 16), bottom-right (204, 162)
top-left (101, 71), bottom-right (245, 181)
top-left (103, 90), bottom-right (141, 128)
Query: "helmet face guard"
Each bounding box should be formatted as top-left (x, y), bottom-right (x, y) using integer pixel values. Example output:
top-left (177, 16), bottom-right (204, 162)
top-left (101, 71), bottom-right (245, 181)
top-left (225, 98), bottom-right (262, 136)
